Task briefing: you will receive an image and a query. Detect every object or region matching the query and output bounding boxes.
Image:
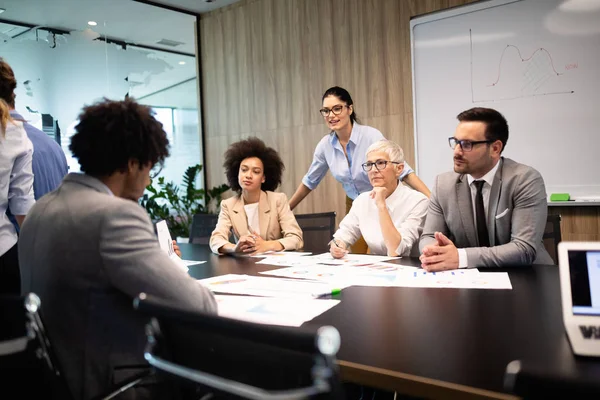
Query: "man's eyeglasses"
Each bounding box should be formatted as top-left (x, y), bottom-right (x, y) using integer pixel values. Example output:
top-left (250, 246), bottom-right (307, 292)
top-left (319, 104), bottom-right (349, 117)
top-left (448, 137), bottom-right (494, 152)
top-left (150, 164), bottom-right (163, 179)
top-left (361, 160), bottom-right (401, 172)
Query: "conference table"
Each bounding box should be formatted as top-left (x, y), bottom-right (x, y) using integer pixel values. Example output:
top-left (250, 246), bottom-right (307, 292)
top-left (179, 244), bottom-right (600, 399)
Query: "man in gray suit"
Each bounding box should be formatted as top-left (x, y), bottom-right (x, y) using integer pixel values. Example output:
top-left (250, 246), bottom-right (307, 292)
top-left (419, 107), bottom-right (553, 271)
top-left (19, 98), bottom-right (217, 399)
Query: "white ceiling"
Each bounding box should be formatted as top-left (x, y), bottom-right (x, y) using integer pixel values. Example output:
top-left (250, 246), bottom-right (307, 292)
top-left (143, 0), bottom-right (241, 14)
top-left (0, 0), bottom-right (198, 54)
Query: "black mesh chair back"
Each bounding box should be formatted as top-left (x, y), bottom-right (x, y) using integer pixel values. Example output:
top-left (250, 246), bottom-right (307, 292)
top-left (504, 360), bottom-right (600, 399)
top-left (543, 214), bottom-right (562, 264)
top-left (189, 214), bottom-right (219, 245)
top-left (0, 293), bottom-right (71, 399)
top-left (134, 293), bottom-right (344, 399)
top-left (295, 212), bottom-right (336, 254)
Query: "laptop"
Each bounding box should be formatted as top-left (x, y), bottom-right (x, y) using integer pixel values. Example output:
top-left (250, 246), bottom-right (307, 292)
top-left (558, 242), bottom-right (600, 357)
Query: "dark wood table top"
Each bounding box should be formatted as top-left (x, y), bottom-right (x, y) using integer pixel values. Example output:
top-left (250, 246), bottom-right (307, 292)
top-left (180, 244), bottom-right (600, 399)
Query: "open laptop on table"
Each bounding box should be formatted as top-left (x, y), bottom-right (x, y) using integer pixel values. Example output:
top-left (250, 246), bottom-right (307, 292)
top-left (558, 242), bottom-right (600, 357)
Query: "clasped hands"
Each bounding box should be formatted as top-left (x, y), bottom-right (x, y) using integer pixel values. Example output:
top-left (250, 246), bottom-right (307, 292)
top-left (419, 232), bottom-right (459, 271)
top-left (234, 228), bottom-right (274, 255)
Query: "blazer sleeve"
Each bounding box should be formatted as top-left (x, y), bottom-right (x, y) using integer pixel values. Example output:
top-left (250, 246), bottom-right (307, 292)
top-left (99, 201), bottom-right (217, 313)
top-left (209, 199), bottom-right (234, 254)
top-left (419, 175), bottom-right (449, 252)
top-left (465, 169), bottom-right (548, 267)
top-left (274, 193), bottom-right (304, 250)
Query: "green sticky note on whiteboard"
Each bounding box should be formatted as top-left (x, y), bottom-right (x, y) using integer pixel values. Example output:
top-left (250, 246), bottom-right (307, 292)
top-left (550, 193), bottom-right (570, 202)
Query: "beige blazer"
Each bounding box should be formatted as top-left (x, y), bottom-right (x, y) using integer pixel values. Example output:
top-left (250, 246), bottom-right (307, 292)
top-left (210, 191), bottom-right (303, 254)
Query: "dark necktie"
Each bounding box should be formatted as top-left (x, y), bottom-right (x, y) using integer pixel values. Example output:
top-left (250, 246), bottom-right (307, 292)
top-left (474, 180), bottom-right (490, 247)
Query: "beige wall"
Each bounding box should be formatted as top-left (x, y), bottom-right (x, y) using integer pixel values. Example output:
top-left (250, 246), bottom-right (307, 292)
top-left (200, 0), bottom-right (478, 226)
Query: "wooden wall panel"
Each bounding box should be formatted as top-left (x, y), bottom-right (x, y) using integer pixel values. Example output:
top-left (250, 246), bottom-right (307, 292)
top-left (200, 0), bottom-right (476, 227)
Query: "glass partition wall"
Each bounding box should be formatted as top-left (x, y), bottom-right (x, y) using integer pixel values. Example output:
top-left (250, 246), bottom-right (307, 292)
top-left (0, 0), bottom-right (202, 189)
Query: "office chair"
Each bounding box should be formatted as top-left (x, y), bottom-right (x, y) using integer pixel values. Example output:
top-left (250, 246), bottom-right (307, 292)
top-left (295, 212), bottom-right (336, 254)
top-left (134, 293), bottom-right (344, 399)
top-left (543, 214), bottom-right (562, 264)
top-left (504, 360), bottom-right (600, 399)
top-left (189, 213), bottom-right (219, 244)
top-left (0, 293), bottom-right (71, 398)
top-left (0, 294), bottom-right (149, 400)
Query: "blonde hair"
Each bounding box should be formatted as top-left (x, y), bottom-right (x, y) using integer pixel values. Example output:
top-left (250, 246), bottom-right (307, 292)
top-left (366, 140), bottom-right (405, 163)
top-left (0, 99), bottom-right (10, 136)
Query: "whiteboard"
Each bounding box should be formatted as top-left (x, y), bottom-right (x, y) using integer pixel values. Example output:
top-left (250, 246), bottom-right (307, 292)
top-left (411, 0), bottom-right (600, 199)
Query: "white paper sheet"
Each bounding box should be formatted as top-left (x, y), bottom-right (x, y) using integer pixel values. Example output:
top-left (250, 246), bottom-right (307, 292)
top-left (261, 263), bottom-right (421, 286)
top-left (250, 251), bottom-right (312, 258)
top-left (156, 220), bottom-right (205, 272)
top-left (256, 252), bottom-right (399, 268)
top-left (258, 265), bottom-right (507, 289)
top-left (215, 295), bottom-right (340, 327)
top-left (198, 274), bottom-right (350, 298)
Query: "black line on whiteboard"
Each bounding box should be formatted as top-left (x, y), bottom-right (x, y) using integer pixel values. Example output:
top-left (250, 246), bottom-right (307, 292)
top-left (470, 28), bottom-right (474, 103)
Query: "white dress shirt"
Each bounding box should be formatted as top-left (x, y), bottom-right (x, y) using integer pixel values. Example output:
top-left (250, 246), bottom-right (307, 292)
top-left (458, 160), bottom-right (501, 268)
top-left (0, 120), bottom-right (35, 256)
top-left (333, 182), bottom-right (429, 256)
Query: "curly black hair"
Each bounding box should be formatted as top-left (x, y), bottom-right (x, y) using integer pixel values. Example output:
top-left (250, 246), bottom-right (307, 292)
top-left (223, 137), bottom-right (284, 192)
top-left (69, 98), bottom-right (169, 177)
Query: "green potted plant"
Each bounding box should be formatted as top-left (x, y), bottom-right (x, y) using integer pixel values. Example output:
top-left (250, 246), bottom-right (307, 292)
top-left (140, 164), bottom-right (229, 239)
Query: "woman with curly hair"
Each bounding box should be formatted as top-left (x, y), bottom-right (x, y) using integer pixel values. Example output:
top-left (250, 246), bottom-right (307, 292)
top-left (210, 137), bottom-right (303, 255)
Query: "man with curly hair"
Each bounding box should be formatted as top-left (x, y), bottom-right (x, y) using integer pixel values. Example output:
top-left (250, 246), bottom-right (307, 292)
top-left (210, 137), bottom-right (303, 254)
top-left (18, 98), bottom-right (217, 399)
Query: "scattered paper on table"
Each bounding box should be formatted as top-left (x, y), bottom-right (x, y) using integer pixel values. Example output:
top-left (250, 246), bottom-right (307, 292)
top-left (180, 259), bottom-right (206, 266)
top-left (261, 263), bottom-right (420, 286)
top-left (216, 295), bottom-right (339, 327)
top-left (251, 251), bottom-right (312, 258)
top-left (198, 274), bottom-right (350, 298)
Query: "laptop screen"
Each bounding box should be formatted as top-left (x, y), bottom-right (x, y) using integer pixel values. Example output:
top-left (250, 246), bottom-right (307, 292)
top-left (568, 250), bottom-right (600, 316)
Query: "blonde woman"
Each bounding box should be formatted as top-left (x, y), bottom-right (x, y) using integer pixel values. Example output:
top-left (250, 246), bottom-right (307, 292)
top-left (330, 140), bottom-right (429, 258)
top-left (0, 99), bottom-right (35, 294)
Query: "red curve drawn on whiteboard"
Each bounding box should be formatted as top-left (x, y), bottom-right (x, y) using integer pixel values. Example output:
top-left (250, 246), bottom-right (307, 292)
top-left (488, 45), bottom-right (563, 87)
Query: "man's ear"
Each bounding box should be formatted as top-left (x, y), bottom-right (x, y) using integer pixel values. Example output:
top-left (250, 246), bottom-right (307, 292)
top-left (127, 159), bottom-right (140, 173)
top-left (491, 140), bottom-right (503, 155)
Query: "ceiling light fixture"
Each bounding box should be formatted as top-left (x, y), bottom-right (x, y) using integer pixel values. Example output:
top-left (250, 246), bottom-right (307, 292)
top-left (88, 21), bottom-right (97, 26)
top-left (179, 61), bottom-right (186, 65)
top-left (0, 8), bottom-right (6, 14)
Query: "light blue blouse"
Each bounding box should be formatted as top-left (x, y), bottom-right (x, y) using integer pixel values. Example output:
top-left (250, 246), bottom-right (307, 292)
top-left (301, 123), bottom-right (414, 200)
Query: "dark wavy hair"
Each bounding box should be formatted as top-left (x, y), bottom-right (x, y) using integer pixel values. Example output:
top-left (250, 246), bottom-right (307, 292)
top-left (457, 107), bottom-right (509, 153)
top-left (70, 98), bottom-right (170, 177)
top-left (322, 86), bottom-right (359, 124)
top-left (0, 58), bottom-right (17, 108)
top-left (224, 137), bottom-right (284, 193)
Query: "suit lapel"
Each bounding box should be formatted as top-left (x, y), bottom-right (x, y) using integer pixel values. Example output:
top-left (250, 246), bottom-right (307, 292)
top-left (487, 158), bottom-right (504, 246)
top-left (456, 176), bottom-right (478, 247)
top-left (258, 191), bottom-right (271, 239)
top-left (230, 196), bottom-right (249, 238)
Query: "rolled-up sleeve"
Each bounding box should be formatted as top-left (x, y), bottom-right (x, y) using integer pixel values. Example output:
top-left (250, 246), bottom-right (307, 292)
top-left (301, 139), bottom-right (329, 190)
top-left (399, 161), bottom-right (415, 181)
top-left (8, 136), bottom-right (35, 215)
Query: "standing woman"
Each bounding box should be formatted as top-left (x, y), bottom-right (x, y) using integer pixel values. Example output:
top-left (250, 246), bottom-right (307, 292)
top-left (0, 99), bottom-right (35, 294)
top-left (289, 86), bottom-right (430, 253)
top-left (210, 137), bottom-right (303, 255)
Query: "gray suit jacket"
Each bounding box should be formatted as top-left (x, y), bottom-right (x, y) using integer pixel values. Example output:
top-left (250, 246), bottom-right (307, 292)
top-left (419, 158), bottom-right (553, 267)
top-left (19, 173), bottom-right (217, 399)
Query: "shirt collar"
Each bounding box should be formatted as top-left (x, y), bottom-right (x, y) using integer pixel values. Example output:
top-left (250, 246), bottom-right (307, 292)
top-left (9, 110), bottom-right (24, 120)
top-left (467, 159), bottom-right (501, 187)
top-left (328, 122), bottom-right (361, 146)
top-left (383, 180), bottom-right (406, 212)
